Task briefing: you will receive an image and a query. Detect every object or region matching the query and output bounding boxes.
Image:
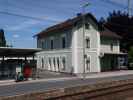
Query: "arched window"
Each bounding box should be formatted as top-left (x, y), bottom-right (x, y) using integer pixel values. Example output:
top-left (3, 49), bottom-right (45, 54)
top-left (49, 58), bottom-right (51, 70)
top-left (41, 58), bottom-right (44, 68)
top-left (57, 57), bottom-right (60, 71)
top-left (62, 57), bottom-right (66, 70)
top-left (53, 57), bottom-right (56, 69)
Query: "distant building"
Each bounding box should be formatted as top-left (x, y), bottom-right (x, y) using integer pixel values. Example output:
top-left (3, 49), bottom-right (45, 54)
top-left (0, 29), bottom-right (6, 47)
top-left (35, 13), bottom-right (127, 75)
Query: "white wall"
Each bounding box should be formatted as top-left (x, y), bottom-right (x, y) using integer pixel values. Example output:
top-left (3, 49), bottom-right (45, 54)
top-left (73, 19), bottom-right (101, 74)
top-left (100, 37), bottom-right (120, 53)
top-left (36, 49), bottom-right (73, 73)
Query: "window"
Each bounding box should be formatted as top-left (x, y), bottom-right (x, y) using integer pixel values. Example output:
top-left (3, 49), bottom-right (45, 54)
top-left (62, 57), bottom-right (66, 70)
top-left (41, 58), bottom-right (44, 68)
top-left (110, 43), bottom-right (113, 51)
top-left (49, 58), bottom-right (51, 70)
top-left (86, 57), bottom-right (90, 71)
top-left (57, 57), bottom-right (60, 71)
top-left (85, 23), bottom-right (90, 29)
top-left (86, 38), bottom-right (90, 48)
top-left (62, 37), bottom-right (66, 48)
top-left (53, 57), bottom-right (56, 68)
top-left (41, 41), bottom-right (44, 48)
top-left (50, 39), bottom-right (53, 49)
top-left (42, 41), bottom-right (46, 49)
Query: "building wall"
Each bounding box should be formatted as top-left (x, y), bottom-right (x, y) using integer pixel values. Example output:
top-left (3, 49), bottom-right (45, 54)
top-left (73, 18), bottom-right (101, 74)
top-left (37, 29), bottom-right (72, 49)
top-left (100, 37), bottom-right (120, 53)
top-left (36, 16), bottom-right (120, 74)
top-left (36, 29), bottom-right (73, 73)
top-left (36, 49), bottom-right (73, 73)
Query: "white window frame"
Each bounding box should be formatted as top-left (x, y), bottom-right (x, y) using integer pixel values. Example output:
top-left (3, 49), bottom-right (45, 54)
top-left (85, 55), bottom-right (91, 72)
top-left (50, 37), bottom-right (54, 50)
top-left (85, 36), bottom-right (90, 48)
top-left (61, 34), bottom-right (66, 49)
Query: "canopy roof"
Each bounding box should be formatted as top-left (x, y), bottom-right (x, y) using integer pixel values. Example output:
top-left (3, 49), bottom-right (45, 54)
top-left (0, 47), bottom-right (42, 57)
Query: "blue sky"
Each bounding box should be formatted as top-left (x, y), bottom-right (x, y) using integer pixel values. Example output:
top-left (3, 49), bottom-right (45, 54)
top-left (0, 0), bottom-right (131, 48)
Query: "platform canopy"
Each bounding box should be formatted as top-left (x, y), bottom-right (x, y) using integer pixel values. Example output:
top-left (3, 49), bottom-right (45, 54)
top-left (0, 47), bottom-right (42, 57)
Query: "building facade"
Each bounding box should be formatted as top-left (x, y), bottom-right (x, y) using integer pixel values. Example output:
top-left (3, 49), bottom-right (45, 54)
top-left (36, 13), bottom-right (126, 74)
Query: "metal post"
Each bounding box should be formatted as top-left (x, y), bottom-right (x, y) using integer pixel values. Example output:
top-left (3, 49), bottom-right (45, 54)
top-left (82, 6), bottom-right (86, 79)
top-left (128, 0), bottom-right (131, 17)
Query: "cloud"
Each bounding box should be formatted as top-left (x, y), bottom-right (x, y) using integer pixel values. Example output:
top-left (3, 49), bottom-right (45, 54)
top-left (7, 20), bottom-right (41, 31)
top-left (13, 34), bottom-right (20, 38)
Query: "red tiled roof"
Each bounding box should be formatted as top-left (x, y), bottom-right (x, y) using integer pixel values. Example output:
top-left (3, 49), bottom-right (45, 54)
top-left (35, 13), bottom-right (121, 39)
top-left (100, 29), bottom-right (121, 39)
top-left (35, 13), bottom-right (99, 38)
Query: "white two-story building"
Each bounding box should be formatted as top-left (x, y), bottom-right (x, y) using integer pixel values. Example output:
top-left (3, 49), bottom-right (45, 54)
top-left (35, 13), bottom-right (126, 75)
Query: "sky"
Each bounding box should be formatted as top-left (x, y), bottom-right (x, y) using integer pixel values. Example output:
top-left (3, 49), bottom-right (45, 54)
top-left (0, 0), bottom-right (132, 48)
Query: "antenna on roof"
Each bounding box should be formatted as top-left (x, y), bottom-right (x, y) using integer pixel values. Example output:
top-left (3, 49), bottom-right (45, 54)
top-left (128, 0), bottom-right (132, 17)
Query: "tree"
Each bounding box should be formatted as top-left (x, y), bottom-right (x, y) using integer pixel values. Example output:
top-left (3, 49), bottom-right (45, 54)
top-left (0, 29), bottom-right (6, 47)
top-left (128, 47), bottom-right (133, 62)
top-left (99, 10), bottom-right (133, 51)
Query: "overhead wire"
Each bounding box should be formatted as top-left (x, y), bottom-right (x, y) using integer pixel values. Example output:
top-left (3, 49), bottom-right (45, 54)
top-left (0, 0), bottom-right (79, 22)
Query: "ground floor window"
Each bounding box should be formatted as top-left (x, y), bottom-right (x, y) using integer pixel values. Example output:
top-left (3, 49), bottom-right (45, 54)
top-left (41, 58), bottom-right (44, 68)
top-left (86, 56), bottom-right (90, 71)
top-left (57, 57), bottom-right (60, 71)
top-left (53, 57), bottom-right (56, 71)
top-left (62, 57), bottom-right (66, 70)
top-left (48, 57), bottom-right (51, 70)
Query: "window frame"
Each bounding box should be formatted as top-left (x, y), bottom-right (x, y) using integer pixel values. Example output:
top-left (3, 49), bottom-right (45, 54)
top-left (85, 37), bottom-right (90, 48)
top-left (85, 23), bottom-right (90, 29)
top-left (85, 56), bottom-right (91, 71)
top-left (50, 39), bottom-right (54, 49)
top-left (110, 43), bottom-right (113, 51)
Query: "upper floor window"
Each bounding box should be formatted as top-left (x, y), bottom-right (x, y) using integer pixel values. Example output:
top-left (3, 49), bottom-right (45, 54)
top-left (86, 38), bottom-right (90, 48)
top-left (50, 39), bottom-right (54, 49)
top-left (42, 41), bottom-right (46, 49)
top-left (85, 23), bottom-right (90, 29)
top-left (110, 43), bottom-right (113, 51)
top-left (62, 36), bottom-right (66, 48)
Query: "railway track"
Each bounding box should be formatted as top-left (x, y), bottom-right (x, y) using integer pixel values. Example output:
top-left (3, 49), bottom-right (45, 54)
top-left (1, 79), bottom-right (133, 100)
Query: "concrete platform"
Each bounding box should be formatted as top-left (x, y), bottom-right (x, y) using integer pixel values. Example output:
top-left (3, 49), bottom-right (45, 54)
top-left (0, 70), bottom-right (133, 86)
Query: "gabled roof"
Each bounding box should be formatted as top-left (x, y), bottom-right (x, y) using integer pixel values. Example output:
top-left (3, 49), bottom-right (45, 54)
top-left (35, 13), bottom-right (99, 38)
top-left (100, 28), bottom-right (121, 39)
top-left (35, 13), bottom-right (121, 39)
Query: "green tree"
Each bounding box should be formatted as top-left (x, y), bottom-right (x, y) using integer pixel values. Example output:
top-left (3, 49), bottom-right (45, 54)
top-left (128, 47), bottom-right (133, 62)
top-left (99, 10), bottom-right (133, 51)
top-left (0, 29), bottom-right (6, 47)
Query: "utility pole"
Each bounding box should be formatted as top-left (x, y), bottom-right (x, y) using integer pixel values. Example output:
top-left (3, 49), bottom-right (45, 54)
top-left (82, 6), bottom-right (85, 79)
top-left (81, 2), bottom-right (90, 79)
top-left (128, 0), bottom-right (132, 17)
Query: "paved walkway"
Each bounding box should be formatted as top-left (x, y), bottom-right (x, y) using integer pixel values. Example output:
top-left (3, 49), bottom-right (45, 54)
top-left (83, 70), bottom-right (133, 78)
top-left (0, 70), bottom-right (133, 86)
